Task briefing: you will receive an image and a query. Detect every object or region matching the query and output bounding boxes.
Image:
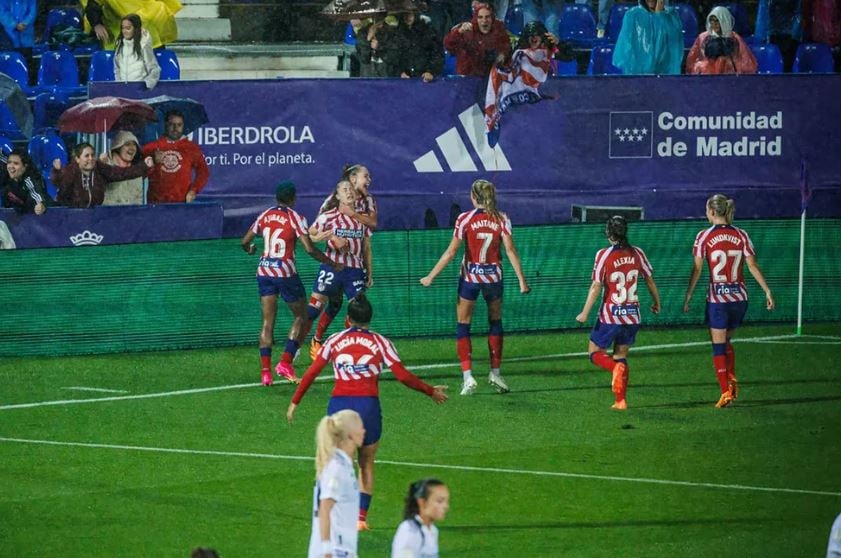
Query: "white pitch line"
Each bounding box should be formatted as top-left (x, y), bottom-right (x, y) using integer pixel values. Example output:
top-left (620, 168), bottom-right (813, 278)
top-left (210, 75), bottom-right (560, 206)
top-left (0, 436), bottom-right (838, 499)
top-left (0, 333), bottom-right (803, 412)
top-left (749, 340), bottom-right (841, 345)
top-left (62, 387), bottom-right (129, 394)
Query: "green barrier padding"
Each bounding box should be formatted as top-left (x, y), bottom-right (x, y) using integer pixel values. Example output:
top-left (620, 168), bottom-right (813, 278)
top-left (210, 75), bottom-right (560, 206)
top-left (1, 219), bottom-right (838, 357)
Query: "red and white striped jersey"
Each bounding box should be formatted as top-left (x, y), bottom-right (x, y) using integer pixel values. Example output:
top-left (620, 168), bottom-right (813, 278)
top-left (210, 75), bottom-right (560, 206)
top-left (312, 208), bottom-right (371, 269)
top-left (592, 245), bottom-right (653, 325)
top-left (319, 192), bottom-right (377, 216)
top-left (693, 224), bottom-right (756, 303)
top-left (453, 209), bottom-right (512, 283)
top-left (250, 206), bottom-right (308, 278)
top-left (318, 327), bottom-right (401, 397)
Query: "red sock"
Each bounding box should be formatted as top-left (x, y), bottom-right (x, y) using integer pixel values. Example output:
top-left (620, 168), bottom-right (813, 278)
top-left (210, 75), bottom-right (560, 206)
top-left (725, 342), bottom-right (736, 378)
top-left (457, 337), bottom-right (472, 371)
top-left (714, 354), bottom-right (729, 393)
top-left (617, 368), bottom-right (629, 402)
top-left (488, 335), bottom-right (503, 369)
top-left (315, 312), bottom-right (333, 340)
top-left (260, 353), bottom-right (271, 372)
top-left (281, 352), bottom-right (293, 364)
top-left (590, 351), bottom-right (615, 372)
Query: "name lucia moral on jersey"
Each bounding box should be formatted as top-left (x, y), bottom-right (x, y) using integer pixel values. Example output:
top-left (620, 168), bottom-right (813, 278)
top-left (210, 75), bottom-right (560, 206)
top-left (656, 110), bottom-right (784, 158)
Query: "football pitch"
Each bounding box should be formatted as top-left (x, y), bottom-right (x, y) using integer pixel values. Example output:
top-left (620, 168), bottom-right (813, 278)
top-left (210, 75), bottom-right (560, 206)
top-left (1, 323), bottom-right (840, 557)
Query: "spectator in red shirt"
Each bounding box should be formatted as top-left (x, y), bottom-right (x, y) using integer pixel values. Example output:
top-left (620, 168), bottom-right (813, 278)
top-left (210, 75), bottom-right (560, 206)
top-left (142, 110), bottom-right (209, 204)
top-left (443, 2), bottom-right (511, 76)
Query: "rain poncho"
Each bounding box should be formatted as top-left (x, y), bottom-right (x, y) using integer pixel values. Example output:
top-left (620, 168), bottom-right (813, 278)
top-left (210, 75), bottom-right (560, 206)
top-left (0, 0), bottom-right (36, 48)
top-left (802, 0), bottom-right (840, 46)
top-left (612, 2), bottom-right (684, 75)
top-left (82, 0), bottom-right (181, 49)
top-left (686, 7), bottom-right (758, 74)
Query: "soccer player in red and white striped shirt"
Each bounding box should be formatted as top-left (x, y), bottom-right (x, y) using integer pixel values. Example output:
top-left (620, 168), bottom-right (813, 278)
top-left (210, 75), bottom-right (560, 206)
top-left (287, 294), bottom-right (448, 531)
top-left (240, 181), bottom-right (338, 387)
top-left (576, 216), bottom-right (661, 410)
top-left (420, 179), bottom-right (530, 396)
top-left (310, 164), bottom-right (378, 358)
top-left (683, 194), bottom-right (774, 408)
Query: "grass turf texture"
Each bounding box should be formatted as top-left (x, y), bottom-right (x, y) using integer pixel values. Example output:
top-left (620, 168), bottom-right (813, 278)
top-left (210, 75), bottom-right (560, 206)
top-left (1, 323), bottom-right (840, 557)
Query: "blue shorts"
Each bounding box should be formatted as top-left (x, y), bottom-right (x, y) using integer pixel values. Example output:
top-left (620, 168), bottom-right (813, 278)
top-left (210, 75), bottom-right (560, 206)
top-left (328, 396), bottom-right (382, 446)
top-left (458, 278), bottom-right (503, 302)
top-left (590, 320), bottom-right (640, 349)
top-left (706, 301), bottom-right (748, 330)
top-left (257, 275), bottom-right (306, 302)
top-left (312, 264), bottom-right (367, 300)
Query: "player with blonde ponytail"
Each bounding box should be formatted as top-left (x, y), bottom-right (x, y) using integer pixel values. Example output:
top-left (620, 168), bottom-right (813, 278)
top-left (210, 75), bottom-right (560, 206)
top-left (309, 409), bottom-right (364, 558)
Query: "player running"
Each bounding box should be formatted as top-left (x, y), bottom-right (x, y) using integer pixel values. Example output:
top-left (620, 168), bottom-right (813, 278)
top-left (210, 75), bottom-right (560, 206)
top-left (575, 216), bottom-right (661, 410)
top-left (420, 179), bottom-right (530, 396)
top-left (683, 194), bottom-right (774, 408)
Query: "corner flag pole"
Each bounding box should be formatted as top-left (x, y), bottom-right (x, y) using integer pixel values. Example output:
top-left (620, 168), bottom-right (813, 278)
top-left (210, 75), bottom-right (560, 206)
top-left (796, 159), bottom-right (810, 337)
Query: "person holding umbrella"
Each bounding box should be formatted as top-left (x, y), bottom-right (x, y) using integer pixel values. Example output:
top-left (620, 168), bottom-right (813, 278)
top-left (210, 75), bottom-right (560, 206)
top-left (142, 109), bottom-right (210, 204)
top-left (52, 142), bottom-right (153, 208)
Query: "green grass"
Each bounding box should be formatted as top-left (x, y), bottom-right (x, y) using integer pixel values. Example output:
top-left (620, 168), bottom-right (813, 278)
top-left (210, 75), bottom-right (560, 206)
top-left (1, 323), bottom-right (840, 557)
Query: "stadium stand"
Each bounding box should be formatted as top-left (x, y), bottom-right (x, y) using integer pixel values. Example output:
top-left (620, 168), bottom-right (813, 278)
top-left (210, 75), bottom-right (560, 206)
top-left (155, 48), bottom-right (181, 80)
top-left (0, 51), bottom-right (32, 94)
top-left (557, 4), bottom-right (599, 47)
top-left (792, 42), bottom-right (835, 73)
top-left (586, 44), bottom-right (621, 74)
top-left (606, 2), bottom-right (634, 44)
top-left (750, 43), bottom-right (785, 74)
top-left (36, 50), bottom-right (85, 96)
top-left (88, 49), bottom-right (116, 82)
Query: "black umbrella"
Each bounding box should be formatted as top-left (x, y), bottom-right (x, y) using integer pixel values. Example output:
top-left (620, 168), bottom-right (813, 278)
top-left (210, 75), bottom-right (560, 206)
top-left (321, 0), bottom-right (388, 20)
top-left (144, 95), bottom-right (209, 136)
top-left (0, 72), bottom-right (33, 139)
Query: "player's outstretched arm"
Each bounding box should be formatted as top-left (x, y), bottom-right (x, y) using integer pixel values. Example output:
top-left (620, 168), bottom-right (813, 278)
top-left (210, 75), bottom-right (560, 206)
top-left (241, 228), bottom-right (257, 254)
top-left (746, 255), bottom-right (775, 310)
top-left (502, 235), bottom-right (530, 294)
top-left (683, 257), bottom-right (704, 313)
top-left (287, 357), bottom-right (330, 424)
top-left (645, 275), bottom-right (662, 314)
top-left (391, 362), bottom-right (448, 403)
top-left (575, 281), bottom-right (602, 323)
top-left (420, 237), bottom-right (462, 287)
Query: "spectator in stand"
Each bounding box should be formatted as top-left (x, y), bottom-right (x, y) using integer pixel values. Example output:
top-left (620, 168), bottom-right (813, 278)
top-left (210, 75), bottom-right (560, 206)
top-left (1, 149), bottom-right (50, 215)
top-left (427, 0), bottom-right (471, 41)
top-left (686, 7), bottom-right (758, 74)
top-left (114, 14), bottom-right (161, 90)
top-left (52, 142), bottom-right (152, 208)
top-left (0, 0), bottom-right (36, 51)
top-left (612, 0), bottom-right (684, 75)
top-left (356, 16), bottom-right (390, 77)
top-left (801, 0), bottom-right (840, 49)
top-left (389, 4), bottom-right (444, 81)
top-left (143, 110), bottom-right (210, 204)
top-left (443, 2), bottom-right (511, 77)
top-left (82, 0), bottom-right (180, 49)
top-left (101, 130), bottom-right (145, 205)
top-left (767, 0), bottom-right (802, 71)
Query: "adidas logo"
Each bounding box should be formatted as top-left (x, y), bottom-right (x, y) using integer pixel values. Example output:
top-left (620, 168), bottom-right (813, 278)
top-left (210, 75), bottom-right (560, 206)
top-left (70, 230), bottom-right (104, 246)
top-left (414, 104), bottom-right (511, 173)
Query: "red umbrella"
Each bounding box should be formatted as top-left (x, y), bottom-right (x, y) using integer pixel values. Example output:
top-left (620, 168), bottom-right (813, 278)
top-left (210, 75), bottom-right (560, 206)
top-left (57, 96), bottom-right (157, 134)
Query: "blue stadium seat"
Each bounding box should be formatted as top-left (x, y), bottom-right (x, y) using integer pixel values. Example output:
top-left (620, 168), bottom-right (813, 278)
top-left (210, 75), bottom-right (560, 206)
top-left (155, 48), bottom-right (181, 80)
top-left (33, 91), bottom-right (72, 133)
top-left (41, 8), bottom-right (83, 46)
top-left (36, 50), bottom-right (84, 95)
top-left (716, 3), bottom-right (751, 37)
top-left (343, 22), bottom-right (356, 46)
top-left (28, 132), bottom-right (68, 199)
top-left (606, 2), bottom-right (635, 44)
top-left (0, 51), bottom-right (31, 94)
top-left (504, 4), bottom-right (524, 36)
top-left (443, 50), bottom-right (457, 76)
top-left (0, 103), bottom-right (26, 140)
top-left (0, 135), bottom-right (13, 155)
top-left (674, 3), bottom-right (699, 48)
top-left (88, 50), bottom-right (115, 82)
top-left (750, 43), bottom-right (784, 74)
top-left (557, 4), bottom-right (598, 47)
top-left (792, 42), bottom-right (835, 73)
top-left (587, 44), bottom-right (621, 74)
top-left (552, 58), bottom-right (579, 75)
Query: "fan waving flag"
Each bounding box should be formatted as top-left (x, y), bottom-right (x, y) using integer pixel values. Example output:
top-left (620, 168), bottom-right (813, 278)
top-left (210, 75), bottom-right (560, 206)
top-left (484, 47), bottom-right (552, 147)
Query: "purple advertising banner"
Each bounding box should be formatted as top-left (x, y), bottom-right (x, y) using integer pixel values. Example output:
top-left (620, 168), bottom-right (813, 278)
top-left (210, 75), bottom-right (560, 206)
top-left (91, 76), bottom-right (841, 233)
top-left (1, 203), bottom-right (223, 249)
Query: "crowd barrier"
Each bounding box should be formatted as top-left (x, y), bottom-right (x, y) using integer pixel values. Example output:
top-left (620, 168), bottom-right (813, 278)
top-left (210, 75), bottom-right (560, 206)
top-left (2, 219), bottom-right (839, 357)
top-left (0, 203), bottom-right (224, 249)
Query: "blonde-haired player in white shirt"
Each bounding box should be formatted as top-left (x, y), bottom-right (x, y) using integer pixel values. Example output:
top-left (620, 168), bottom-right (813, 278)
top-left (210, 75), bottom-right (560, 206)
top-left (392, 478), bottom-right (450, 558)
top-left (309, 409), bottom-right (365, 558)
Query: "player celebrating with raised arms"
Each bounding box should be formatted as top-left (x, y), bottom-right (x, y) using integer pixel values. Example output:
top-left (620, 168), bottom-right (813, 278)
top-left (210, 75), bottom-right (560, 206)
top-left (575, 216), bottom-right (661, 410)
top-left (288, 294), bottom-right (448, 531)
top-left (683, 194), bottom-right (774, 408)
top-left (420, 179), bottom-right (530, 396)
top-left (241, 180), bottom-right (340, 386)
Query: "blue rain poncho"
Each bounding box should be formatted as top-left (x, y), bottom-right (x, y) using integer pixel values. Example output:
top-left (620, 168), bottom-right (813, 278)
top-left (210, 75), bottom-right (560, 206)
top-left (612, 2), bottom-right (684, 75)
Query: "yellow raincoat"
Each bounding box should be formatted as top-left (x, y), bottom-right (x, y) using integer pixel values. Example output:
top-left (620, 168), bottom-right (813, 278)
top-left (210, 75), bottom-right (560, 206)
top-left (81, 0), bottom-right (182, 49)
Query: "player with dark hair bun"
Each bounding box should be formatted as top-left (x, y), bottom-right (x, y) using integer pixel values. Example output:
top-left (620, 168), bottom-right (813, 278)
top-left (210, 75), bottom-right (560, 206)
top-left (576, 216), bottom-right (661, 410)
top-left (391, 478), bottom-right (449, 557)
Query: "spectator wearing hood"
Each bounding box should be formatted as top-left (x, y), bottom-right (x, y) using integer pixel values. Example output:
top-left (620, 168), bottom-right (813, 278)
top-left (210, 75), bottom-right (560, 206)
top-left (612, 0), bottom-right (684, 75)
top-left (444, 2), bottom-right (512, 76)
top-left (686, 7), bottom-right (757, 74)
top-left (0, 0), bottom-right (35, 49)
top-left (389, 6), bottom-right (444, 81)
top-left (101, 130), bottom-right (146, 205)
